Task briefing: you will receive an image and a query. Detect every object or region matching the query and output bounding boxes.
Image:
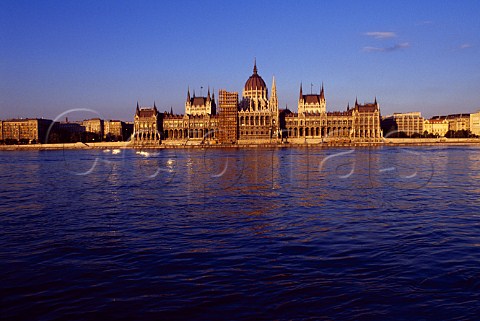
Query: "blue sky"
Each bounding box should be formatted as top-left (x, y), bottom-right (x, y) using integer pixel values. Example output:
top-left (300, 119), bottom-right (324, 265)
top-left (1, 0), bottom-right (479, 121)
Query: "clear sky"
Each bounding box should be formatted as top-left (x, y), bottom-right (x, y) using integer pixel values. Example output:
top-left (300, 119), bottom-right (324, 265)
top-left (1, 0), bottom-right (479, 121)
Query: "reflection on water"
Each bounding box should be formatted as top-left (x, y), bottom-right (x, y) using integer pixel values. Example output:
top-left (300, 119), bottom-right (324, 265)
top-left (1, 146), bottom-right (480, 320)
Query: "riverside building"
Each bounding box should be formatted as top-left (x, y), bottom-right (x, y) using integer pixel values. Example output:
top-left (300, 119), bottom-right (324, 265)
top-left (133, 62), bottom-right (383, 145)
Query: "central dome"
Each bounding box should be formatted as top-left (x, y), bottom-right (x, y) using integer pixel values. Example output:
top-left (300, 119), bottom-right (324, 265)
top-left (244, 62), bottom-right (266, 91)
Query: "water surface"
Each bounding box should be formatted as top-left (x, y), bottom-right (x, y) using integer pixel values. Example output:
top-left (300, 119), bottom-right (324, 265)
top-left (1, 146), bottom-right (480, 320)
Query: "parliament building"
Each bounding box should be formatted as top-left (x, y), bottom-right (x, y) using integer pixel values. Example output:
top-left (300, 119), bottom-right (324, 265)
top-left (132, 62), bottom-right (382, 146)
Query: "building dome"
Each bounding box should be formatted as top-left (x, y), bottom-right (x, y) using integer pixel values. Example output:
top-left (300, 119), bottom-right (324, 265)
top-left (244, 62), bottom-right (266, 91)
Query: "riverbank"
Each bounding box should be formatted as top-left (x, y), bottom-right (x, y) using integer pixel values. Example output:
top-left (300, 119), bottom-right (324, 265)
top-left (1, 138), bottom-right (480, 150)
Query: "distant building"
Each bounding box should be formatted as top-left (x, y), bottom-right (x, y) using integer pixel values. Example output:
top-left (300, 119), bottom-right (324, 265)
top-left (424, 118), bottom-right (449, 136)
top-left (53, 121), bottom-right (85, 143)
top-left (381, 112), bottom-right (424, 137)
top-left (431, 114), bottom-right (470, 132)
top-left (82, 118), bottom-right (104, 141)
top-left (218, 90), bottom-right (239, 144)
top-left (104, 120), bottom-right (127, 141)
top-left (470, 111), bottom-right (480, 136)
top-left (133, 103), bottom-right (163, 145)
top-left (0, 118), bottom-right (53, 144)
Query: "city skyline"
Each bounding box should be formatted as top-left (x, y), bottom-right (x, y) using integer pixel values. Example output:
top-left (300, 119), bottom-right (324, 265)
top-left (1, 0), bottom-right (479, 121)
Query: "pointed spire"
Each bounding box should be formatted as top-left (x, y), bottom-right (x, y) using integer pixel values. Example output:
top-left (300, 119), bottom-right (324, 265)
top-left (212, 88), bottom-right (215, 99)
top-left (253, 58), bottom-right (257, 74)
top-left (187, 87), bottom-right (191, 102)
top-left (299, 83), bottom-right (303, 100)
top-left (193, 90), bottom-right (195, 98)
top-left (170, 106), bottom-right (173, 115)
top-left (320, 82), bottom-right (325, 100)
top-left (271, 76), bottom-right (277, 97)
top-left (347, 102), bottom-right (350, 111)
top-left (207, 86), bottom-right (211, 101)
top-left (374, 96), bottom-right (377, 105)
top-left (355, 97), bottom-right (358, 107)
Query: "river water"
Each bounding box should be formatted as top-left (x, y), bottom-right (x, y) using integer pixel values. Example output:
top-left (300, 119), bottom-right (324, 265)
top-left (1, 146), bottom-right (480, 320)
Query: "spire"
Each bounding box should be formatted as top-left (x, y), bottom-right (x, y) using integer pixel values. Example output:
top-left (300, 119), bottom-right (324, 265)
top-left (347, 102), bottom-right (350, 111)
top-left (170, 106), bottom-right (173, 115)
top-left (320, 82), bottom-right (325, 100)
top-left (212, 88), bottom-right (215, 100)
top-left (271, 76), bottom-right (277, 98)
top-left (193, 90), bottom-right (195, 98)
top-left (207, 86), bottom-right (211, 101)
top-left (136, 101), bottom-right (139, 110)
top-left (374, 96), bottom-right (377, 105)
top-left (299, 83), bottom-right (303, 100)
top-left (153, 101), bottom-right (157, 111)
top-left (253, 58), bottom-right (257, 74)
top-left (187, 87), bottom-right (191, 102)
top-left (355, 97), bottom-right (358, 107)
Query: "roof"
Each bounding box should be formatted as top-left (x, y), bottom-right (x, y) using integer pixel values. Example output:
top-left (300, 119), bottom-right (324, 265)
top-left (137, 108), bottom-right (156, 117)
top-left (244, 62), bottom-right (266, 91)
top-left (355, 102), bottom-right (378, 113)
top-left (191, 97), bottom-right (207, 106)
top-left (302, 94), bottom-right (322, 104)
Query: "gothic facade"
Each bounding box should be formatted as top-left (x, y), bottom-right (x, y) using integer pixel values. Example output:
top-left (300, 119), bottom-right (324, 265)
top-left (238, 62), bottom-right (279, 141)
top-left (132, 62), bottom-right (382, 145)
top-left (132, 103), bottom-right (162, 145)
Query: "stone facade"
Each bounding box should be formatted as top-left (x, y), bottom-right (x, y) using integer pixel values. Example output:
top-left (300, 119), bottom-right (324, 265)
top-left (133, 62), bottom-right (383, 145)
top-left (382, 112), bottom-right (425, 137)
top-left (283, 92), bottom-right (381, 142)
top-left (132, 103), bottom-right (163, 145)
top-left (0, 118), bottom-right (53, 144)
top-left (424, 118), bottom-right (449, 136)
top-left (104, 120), bottom-right (126, 141)
top-left (163, 113), bottom-right (218, 142)
top-left (238, 62), bottom-right (279, 141)
top-left (470, 111), bottom-right (480, 136)
top-left (185, 88), bottom-right (216, 116)
top-left (431, 114), bottom-right (470, 132)
top-left (82, 118), bottom-right (104, 140)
